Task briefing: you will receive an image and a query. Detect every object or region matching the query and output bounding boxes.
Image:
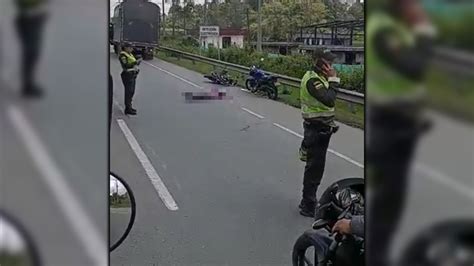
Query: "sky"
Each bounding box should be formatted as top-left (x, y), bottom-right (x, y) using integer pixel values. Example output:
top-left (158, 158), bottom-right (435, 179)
top-left (0, 218), bottom-right (26, 254)
top-left (110, 176), bottom-right (128, 196)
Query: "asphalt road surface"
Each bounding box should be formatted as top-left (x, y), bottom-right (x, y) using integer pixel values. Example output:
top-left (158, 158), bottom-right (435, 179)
top-left (110, 54), bottom-right (472, 265)
top-left (1, 0), bottom-right (108, 265)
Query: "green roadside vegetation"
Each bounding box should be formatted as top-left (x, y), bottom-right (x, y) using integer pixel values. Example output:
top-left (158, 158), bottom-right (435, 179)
top-left (0, 253), bottom-right (31, 266)
top-left (156, 50), bottom-right (365, 129)
top-left (110, 194), bottom-right (131, 208)
top-left (425, 67), bottom-right (474, 122)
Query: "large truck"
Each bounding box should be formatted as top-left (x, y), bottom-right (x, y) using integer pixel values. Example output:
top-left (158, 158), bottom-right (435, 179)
top-left (110, 0), bottom-right (160, 60)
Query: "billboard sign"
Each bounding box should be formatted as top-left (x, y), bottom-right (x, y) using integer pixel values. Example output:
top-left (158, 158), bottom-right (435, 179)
top-left (200, 26), bottom-right (220, 37)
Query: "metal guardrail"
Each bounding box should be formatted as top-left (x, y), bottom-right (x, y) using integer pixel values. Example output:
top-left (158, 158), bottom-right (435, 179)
top-left (433, 46), bottom-right (474, 77)
top-left (158, 46), bottom-right (365, 105)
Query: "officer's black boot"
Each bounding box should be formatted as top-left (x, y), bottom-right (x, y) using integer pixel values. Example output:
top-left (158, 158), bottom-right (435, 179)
top-left (298, 200), bottom-right (315, 218)
top-left (124, 108), bottom-right (137, 115)
top-left (22, 83), bottom-right (43, 98)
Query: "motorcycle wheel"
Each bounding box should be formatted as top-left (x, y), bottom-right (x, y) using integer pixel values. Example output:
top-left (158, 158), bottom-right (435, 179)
top-left (245, 79), bottom-right (257, 93)
top-left (263, 85), bottom-right (278, 100)
top-left (292, 230), bottom-right (322, 266)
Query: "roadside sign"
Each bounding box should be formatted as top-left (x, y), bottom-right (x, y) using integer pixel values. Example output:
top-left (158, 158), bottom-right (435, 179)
top-left (200, 26), bottom-right (220, 37)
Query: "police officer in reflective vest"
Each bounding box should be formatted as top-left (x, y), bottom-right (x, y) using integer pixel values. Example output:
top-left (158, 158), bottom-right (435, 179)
top-left (119, 43), bottom-right (141, 115)
top-left (14, 0), bottom-right (48, 97)
top-left (366, 0), bottom-right (436, 264)
top-left (298, 49), bottom-right (340, 218)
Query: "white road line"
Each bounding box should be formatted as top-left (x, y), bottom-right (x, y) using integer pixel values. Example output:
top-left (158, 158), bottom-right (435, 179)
top-left (241, 107), bottom-right (265, 119)
top-left (272, 122), bottom-right (364, 168)
top-left (143, 61), bottom-right (203, 89)
top-left (272, 122), bottom-right (304, 138)
top-left (117, 119), bottom-right (179, 211)
top-left (415, 163), bottom-right (474, 201)
top-left (7, 105), bottom-right (107, 266)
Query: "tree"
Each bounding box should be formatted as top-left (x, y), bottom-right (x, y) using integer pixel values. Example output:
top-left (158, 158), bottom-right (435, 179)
top-left (182, 3), bottom-right (195, 34)
top-left (323, 0), bottom-right (350, 20)
top-left (256, 0), bottom-right (327, 41)
top-left (168, 4), bottom-right (183, 36)
top-left (347, 2), bottom-right (364, 20)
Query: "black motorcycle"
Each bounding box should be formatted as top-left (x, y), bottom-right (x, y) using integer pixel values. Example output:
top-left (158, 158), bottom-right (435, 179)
top-left (245, 65), bottom-right (279, 100)
top-left (292, 178), bottom-right (365, 266)
top-left (204, 68), bottom-right (237, 86)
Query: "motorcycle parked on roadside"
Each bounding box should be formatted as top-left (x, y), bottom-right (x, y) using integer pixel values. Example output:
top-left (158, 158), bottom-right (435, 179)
top-left (245, 65), bottom-right (279, 100)
top-left (204, 68), bottom-right (238, 86)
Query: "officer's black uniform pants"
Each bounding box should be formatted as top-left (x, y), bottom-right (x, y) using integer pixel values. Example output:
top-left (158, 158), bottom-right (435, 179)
top-left (366, 106), bottom-right (420, 266)
top-left (15, 13), bottom-right (46, 91)
top-left (121, 72), bottom-right (136, 110)
top-left (300, 120), bottom-right (333, 207)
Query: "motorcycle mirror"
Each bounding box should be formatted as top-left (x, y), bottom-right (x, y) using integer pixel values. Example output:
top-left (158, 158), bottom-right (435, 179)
top-left (109, 173), bottom-right (136, 251)
top-left (0, 210), bottom-right (41, 266)
top-left (312, 219), bottom-right (328, 230)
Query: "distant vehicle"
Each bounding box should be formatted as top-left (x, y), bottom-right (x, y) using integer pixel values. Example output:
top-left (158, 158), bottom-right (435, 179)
top-left (110, 0), bottom-right (160, 60)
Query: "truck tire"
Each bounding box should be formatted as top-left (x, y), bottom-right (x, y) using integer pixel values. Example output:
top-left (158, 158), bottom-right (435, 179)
top-left (114, 44), bottom-right (121, 55)
top-left (144, 51), bottom-right (154, 60)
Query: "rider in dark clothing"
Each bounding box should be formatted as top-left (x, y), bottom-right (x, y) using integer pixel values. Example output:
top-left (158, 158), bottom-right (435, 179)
top-left (309, 215), bottom-right (364, 263)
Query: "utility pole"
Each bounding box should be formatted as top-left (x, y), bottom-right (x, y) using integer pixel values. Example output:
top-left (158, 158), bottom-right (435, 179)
top-left (204, 0), bottom-right (208, 25)
top-left (246, 7), bottom-right (250, 48)
top-left (256, 0), bottom-right (262, 52)
top-left (162, 0), bottom-right (166, 37)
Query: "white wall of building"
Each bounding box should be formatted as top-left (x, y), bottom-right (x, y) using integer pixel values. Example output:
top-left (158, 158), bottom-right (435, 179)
top-left (200, 35), bottom-right (244, 49)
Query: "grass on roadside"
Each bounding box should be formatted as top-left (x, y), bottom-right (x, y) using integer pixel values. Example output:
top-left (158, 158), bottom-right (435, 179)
top-left (156, 50), bottom-right (365, 129)
top-left (425, 67), bottom-right (474, 122)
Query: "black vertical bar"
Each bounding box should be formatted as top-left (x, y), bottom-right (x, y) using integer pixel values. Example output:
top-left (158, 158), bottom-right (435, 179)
top-left (350, 27), bottom-right (353, 46)
top-left (331, 27), bottom-right (334, 45)
top-left (314, 27), bottom-right (317, 46)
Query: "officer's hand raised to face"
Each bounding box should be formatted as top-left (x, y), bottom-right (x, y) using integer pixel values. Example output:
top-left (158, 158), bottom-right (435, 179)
top-left (322, 62), bottom-right (337, 78)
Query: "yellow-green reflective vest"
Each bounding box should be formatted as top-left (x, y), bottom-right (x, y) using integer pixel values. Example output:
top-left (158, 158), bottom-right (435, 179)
top-left (367, 12), bottom-right (425, 103)
top-left (300, 71), bottom-right (335, 119)
top-left (120, 51), bottom-right (138, 72)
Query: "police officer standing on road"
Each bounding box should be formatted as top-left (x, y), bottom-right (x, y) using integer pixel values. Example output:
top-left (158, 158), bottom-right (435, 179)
top-left (298, 49), bottom-right (340, 218)
top-left (119, 43), bottom-right (141, 115)
top-left (366, 0), bottom-right (436, 265)
top-left (14, 0), bottom-right (48, 98)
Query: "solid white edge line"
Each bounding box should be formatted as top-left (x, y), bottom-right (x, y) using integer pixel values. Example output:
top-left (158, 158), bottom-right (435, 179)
top-left (7, 105), bottom-right (107, 266)
top-left (415, 163), bottom-right (474, 201)
top-left (116, 119), bottom-right (179, 211)
top-left (272, 122), bottom-right (364, 168)
top-left (143, 61), bottom-right (203, 89)
top-left (241, 107), bottom-right (264, 119)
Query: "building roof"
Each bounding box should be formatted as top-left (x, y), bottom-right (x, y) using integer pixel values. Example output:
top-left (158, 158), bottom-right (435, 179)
top-left (219, 28), bottom-right (247, 36)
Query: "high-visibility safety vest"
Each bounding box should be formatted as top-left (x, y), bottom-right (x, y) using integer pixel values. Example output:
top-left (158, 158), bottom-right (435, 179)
top-left (120, 51), bottom-right (138, 72)
top-left (300, 71), bottom-right (335, 119)
top-left (367, 12), bottom-right (425, 104)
